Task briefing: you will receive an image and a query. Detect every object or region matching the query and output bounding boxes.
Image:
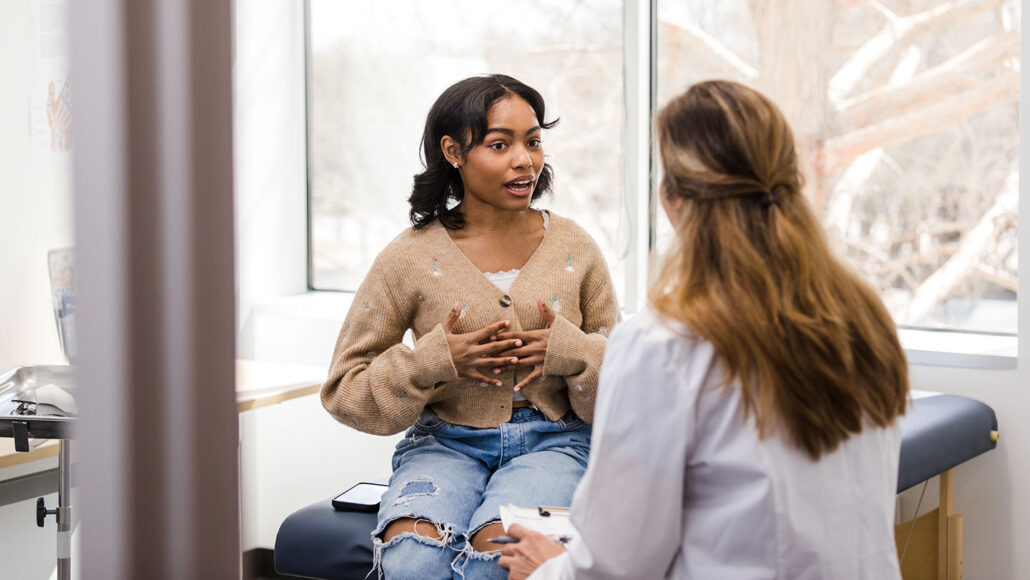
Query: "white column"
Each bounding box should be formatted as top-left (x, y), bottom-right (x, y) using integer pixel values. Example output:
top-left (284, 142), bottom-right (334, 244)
top-left (622, 0), bottom-right (657, 314)
top-left (70, 0), bottom-right (239, 577)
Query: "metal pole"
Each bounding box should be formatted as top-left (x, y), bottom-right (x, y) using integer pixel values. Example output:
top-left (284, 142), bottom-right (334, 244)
top-left (56, 439), bottom-right (71, 580)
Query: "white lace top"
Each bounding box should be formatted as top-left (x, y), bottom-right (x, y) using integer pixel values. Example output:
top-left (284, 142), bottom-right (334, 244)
top-left (482, 210), bottom-right (549, 292)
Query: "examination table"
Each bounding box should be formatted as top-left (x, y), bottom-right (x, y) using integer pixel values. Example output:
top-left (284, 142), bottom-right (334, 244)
top-left (274, 391), bottom-right (998, 580)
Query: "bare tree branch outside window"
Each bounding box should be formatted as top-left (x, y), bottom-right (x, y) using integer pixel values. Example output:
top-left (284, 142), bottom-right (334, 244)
top-left (658, 0), bottom-right (1019, 333)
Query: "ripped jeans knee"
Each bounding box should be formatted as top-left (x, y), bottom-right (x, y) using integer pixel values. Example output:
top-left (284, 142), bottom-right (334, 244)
top-left (449, 521), bottom-right (508, 580)
top-left (370, 519), bottom-right (510, 580)
top-left (372, 519), bottom-right (458, 580)
top-left (450, 542), bottom-right (506, 580)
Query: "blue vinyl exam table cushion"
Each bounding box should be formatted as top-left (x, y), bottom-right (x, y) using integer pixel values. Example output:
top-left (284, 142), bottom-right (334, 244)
top-left (275, 391), bottom-right (998, 579)
top-left (896, 391), bottom-right (998, 492)
top-left (274, 501), bottom-right (378, 579)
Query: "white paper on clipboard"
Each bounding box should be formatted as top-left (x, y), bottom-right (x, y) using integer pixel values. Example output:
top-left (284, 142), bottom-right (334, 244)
top-left (499, 504), bottom-right (579, 543)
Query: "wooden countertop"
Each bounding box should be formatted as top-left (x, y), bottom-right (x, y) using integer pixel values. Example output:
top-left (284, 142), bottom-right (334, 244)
top-left (0, 439), bottom-right (60, 470)
top-left (234, 359), bottom-right (326, 412)
top-left (1, 359), bottom-right (327, 471)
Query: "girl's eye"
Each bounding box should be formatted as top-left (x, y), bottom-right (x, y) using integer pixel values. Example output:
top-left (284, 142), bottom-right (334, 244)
top-left (528, 138), bottom-right (542, 148)
top-left (489, 142), bottom-right (507, 151)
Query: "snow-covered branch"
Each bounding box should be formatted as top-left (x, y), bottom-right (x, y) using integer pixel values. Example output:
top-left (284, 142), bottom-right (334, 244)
top-left (659, 21), bottom-right (759, 82)
top-left (821, 70), bottom-right (1018, 176)
top-left (829, 0), bottom-right (1010, 101)
top-left (904, 169), bottom-right (1018, 323)
top-left (838, 30), bottom-right (1019, 127)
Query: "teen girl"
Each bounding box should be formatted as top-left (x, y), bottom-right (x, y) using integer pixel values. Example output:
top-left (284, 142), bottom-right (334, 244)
top-left (321, 74), bottom-right (620, 579)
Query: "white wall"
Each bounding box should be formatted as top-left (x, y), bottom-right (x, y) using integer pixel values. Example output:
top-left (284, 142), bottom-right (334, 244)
top-left (0, 490), bottom-right (59, 579)
top-left (238, 394), bottom-right (400, 551)
top-left (233, 0), bottom-right (403, 551)
top-left (0, 0), bottom-right (74, 372)
top-left (233, 0), bottom-right (309, 359)
top-left (0, 1), bottom-right (73, 578)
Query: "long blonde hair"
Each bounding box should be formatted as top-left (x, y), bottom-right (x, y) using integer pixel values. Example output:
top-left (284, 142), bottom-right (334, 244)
top-left (651, 80), bottom-right (908, 460)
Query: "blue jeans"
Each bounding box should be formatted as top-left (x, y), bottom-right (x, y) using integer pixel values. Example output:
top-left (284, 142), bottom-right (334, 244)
top-left (371, 407), bottom-right (592, 579)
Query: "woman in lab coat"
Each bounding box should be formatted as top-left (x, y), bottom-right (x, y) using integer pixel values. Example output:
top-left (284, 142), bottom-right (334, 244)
top-left (499, 80), bottom-right (909, 580)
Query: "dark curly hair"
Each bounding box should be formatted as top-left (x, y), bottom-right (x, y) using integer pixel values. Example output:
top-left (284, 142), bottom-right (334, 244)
top-left (409, 74), bottom-right (559, 230)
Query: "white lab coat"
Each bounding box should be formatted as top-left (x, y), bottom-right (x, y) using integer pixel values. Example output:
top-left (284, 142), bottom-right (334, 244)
top-left (531, 309), bottom-right (902, 580)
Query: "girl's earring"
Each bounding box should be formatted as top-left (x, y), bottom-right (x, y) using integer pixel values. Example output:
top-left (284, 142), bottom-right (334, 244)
top-left (453, 162), bottom-right (459, 169)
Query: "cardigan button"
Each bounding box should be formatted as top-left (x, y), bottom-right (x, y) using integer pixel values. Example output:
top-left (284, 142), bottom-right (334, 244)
top-left (499, 295), bottom-right (512, 307)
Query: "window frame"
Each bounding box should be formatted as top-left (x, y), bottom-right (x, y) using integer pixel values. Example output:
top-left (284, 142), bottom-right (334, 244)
top-left (295, 0), bottom-right (1019, 368)
top-left (301, 0), bottom-right (651, 306)
top-left (303, 0), bottom-right (317, 292)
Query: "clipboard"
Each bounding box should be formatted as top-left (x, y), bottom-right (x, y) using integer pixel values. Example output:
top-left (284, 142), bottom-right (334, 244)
top-left (499, 504), bottom-right (578, 543)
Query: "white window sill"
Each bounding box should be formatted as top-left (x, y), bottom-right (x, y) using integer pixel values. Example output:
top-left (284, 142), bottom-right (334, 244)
top-left (898, 327), bottom-right (1016, 370)
top-left (249, 291), bottom-right (1018, 370)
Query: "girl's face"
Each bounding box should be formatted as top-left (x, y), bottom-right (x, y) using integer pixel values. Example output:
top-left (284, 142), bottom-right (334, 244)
top-left (454, 96), bottom-right (545, 212)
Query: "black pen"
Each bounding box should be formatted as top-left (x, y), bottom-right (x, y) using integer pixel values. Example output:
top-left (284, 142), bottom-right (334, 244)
top-left (488, 535), bottom-right (572, 545)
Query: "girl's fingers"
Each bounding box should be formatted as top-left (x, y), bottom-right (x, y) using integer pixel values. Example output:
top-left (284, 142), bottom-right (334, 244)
top-left (500, 346), bottom-right (545, 360)
top-left (513, 368), bottom-right (542, 392)
top-left (493, 330), bottom-right (542, 344)
top-left (470, 341), bottom-right (519, 360)
top-left (493, 331), bottom-right (528, 342)
top-left (465, 370), bottom-right (502, 387)
top-left (537, 297), bottom-right (557, 326)
top-left (485, 338), bottom-right (523, 354)
top-left (492, 361), bottom-right (521, 373)
top-left (512, 354), bottom-right (544, 367)
top-left (442, 302), bottom-right (461, 333)
top-left (478, 356), bottom-right (518, 368)
top-left (473, 319), bottom-right (512, 341)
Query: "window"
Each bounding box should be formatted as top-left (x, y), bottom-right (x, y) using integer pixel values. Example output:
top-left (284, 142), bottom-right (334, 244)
top-left (656, 0), bottom-right (1020, 334)
top-left (308, 0), bottom-right (627, 302)
top-left (308, 1), bottom-right (1019, 336)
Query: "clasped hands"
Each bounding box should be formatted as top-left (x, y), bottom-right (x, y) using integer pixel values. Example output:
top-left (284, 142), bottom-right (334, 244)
top-left (443, 298), bottom-right (556, 391)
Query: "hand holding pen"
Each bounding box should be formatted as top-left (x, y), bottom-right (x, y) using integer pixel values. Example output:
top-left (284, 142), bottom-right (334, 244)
top-left (495, 524), bottom-right (569, 580)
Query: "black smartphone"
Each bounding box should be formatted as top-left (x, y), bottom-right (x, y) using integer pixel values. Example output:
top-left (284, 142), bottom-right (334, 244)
top-left (331, 482), bottom-right (389, 512)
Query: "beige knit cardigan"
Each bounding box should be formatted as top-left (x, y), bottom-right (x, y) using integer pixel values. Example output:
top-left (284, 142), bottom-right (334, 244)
top-left (320, 213), bottom-right (621, 436)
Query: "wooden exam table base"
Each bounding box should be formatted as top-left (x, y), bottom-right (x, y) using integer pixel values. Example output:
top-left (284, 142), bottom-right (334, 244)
top-left (894, 469), bottom-right (962, 580)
